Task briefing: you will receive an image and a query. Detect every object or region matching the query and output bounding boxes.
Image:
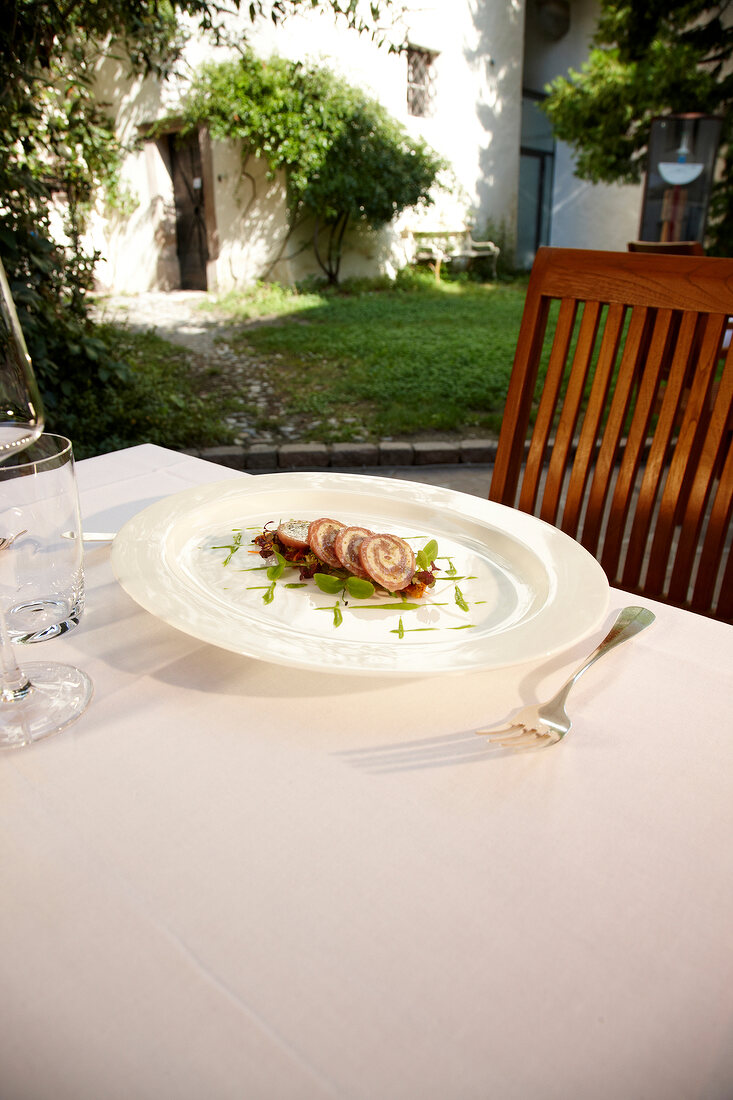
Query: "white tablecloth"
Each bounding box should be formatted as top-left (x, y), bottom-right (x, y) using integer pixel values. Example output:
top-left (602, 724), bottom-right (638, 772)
top-left (2, 444), bottom-right (732, 1100)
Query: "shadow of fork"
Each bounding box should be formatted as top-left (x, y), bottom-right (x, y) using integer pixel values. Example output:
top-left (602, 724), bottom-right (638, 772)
top-left (334, 729), bottom-right (524, 773)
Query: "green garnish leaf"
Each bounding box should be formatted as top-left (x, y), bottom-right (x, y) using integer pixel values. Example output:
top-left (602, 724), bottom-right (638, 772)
top-left (454, 585), bottom-right (469, 612)
top-left (345, 576), bottom-right (375, 599)
top-left (350, 601), bottom-right (421, 610)
top-left (263, 581), bottom-right (276, 604)
top-left (219, 530), bottom-right (243, 566)
top-left (333, 604), bottom-right (343, 627)
top-left (416, 538), bottom-right (439, 571)
top-left (397, 616), bottom-right (405, 639)
top-left (314, 573), bottom-right (345, 595)
top-left (267, 550), bottom-right (286, 581)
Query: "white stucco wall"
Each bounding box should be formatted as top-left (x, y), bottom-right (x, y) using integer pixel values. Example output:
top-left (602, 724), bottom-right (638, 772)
top-left (86, 58), bottom-right (185, 292)
top-left (522, 0), bottom-right (642, 252)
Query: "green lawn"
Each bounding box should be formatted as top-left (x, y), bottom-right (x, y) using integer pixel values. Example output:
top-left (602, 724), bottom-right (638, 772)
top-left (78, 273), bottom-right (531, 457)
top-left (215, 273), bottom-right (528, 440)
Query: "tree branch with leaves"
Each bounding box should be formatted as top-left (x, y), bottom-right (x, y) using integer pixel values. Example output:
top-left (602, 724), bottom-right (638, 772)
top-left (542, 0), bottom-right (733, 254)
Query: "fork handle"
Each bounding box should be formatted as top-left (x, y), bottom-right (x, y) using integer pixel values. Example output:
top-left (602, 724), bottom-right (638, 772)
top-left (548, 606), bottom-right (656, 711)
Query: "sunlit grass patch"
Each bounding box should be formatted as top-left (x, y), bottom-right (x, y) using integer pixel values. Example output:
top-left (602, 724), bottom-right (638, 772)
top-left (217, 276), bottom-right (528, 440)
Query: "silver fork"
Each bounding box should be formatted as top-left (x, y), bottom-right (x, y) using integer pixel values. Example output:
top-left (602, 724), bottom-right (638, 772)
top-left (476, 605), bottom-right (656, 750)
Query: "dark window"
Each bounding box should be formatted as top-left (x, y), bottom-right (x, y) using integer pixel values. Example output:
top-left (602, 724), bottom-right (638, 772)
top-left (517, 93), bottom-right (555, 269)
top-left (407, 47), bottom-right (436, 117)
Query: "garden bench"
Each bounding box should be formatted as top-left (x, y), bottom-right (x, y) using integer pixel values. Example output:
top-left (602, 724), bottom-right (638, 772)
top-left (407, 229), bottom-right (500, 281)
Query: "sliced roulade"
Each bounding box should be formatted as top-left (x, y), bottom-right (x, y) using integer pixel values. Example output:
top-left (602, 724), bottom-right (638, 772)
top-left (276, 519), bottom-right (311, 550)
top-left (333, 526), bottom-right (374, 578)
top-left (308, 517), bottom-right (346, 569)
top-left (358, 533), bottom-right (415, 591)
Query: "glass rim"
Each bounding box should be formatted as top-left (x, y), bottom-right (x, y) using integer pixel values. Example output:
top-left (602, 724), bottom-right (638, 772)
top-left (0, 433), bottom-right (73, 478)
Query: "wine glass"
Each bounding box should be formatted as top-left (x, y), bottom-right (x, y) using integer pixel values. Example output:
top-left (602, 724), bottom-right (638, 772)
top-left (0, 258), bottom-right (44, 457)
top-left (0, 256), bottom-right (93, 748)
top-left (2, 434), bottom-right (86, 643)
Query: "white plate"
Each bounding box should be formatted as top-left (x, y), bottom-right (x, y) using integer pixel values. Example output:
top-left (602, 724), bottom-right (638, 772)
top-left (110, 472), bottom-right (609, 676)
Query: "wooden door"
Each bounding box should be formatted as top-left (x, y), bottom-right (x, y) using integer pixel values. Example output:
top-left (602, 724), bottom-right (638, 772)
top-left (168, 131), bottom-right (208, 290)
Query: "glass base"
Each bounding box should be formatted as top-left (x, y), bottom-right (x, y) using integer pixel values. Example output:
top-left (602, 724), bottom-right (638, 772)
top-left (0, 661), bottom-right (93, 748)
top-left (6, 593), bottom-right (84, 644)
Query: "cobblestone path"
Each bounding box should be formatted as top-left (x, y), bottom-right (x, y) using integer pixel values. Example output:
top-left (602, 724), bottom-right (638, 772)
top-left (91, 290), bottom-right (304, 446)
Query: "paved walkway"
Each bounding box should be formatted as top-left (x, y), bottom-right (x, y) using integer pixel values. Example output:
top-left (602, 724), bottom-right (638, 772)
top-left (92, 290), bottom-right (228, 355)
top-left (92, 290), bottom-right (289, 447)
top-left (330, 461), bottom-right (495, 498)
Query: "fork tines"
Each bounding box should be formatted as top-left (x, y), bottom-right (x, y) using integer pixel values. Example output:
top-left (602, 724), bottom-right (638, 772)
top-left (479, 725), bottom-right (557, 749)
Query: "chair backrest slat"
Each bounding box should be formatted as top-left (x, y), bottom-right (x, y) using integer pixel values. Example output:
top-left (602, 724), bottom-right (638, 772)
top-left (681, 442), bottom-right (733, 611)
top-left (541, 300), bottom-right (602, 527)
top-left (621, 311), bottom-right (699, 590)
top-left (518, 297), bottom-right (578, 515)
top-left (581, 305), bottom-right (647, 557)
top-left (645, 316), bottom-right (725, 597)
top-left (667, 339), bottom-right (733, 605)
top-left (562, 301), bottom-right (626, 535)
top-left (489, 292), bottom-right (550, 507)
top-left (489, 247), bottom-right (733, 620)
top-left (600, 308), bottom-right (674, 582)
top-left (707, 459), bottom-right (733, 622)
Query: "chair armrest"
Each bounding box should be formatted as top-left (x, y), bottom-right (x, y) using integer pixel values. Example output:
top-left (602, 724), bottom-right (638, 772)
top-left (466, 236), bottom-right (500, 254)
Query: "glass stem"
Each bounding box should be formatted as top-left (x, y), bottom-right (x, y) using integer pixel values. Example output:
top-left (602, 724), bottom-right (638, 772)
top-left (0, 606), bottom-right (30, 703)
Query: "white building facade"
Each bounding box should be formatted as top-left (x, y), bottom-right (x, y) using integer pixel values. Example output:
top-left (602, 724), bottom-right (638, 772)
top-left (86, 0), bottom-right (642, 294)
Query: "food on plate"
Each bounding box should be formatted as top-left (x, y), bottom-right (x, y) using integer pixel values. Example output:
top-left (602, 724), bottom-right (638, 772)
top-left (307, 517), bottom-right (346, 569)
top-left (276, 519), bottom-right (311, 549)
top-left (251, 517), bottom-right (438, 597)
top-left (358, 533), bottom-right (415, 592)
top-left (333, 525), bottom-right (373, 579)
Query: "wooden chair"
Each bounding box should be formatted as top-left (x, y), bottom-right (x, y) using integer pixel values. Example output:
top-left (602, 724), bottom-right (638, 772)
top-left (628, 241), bottom-right (733, 356)
top-left (489, 247), bottom-right (733, 621)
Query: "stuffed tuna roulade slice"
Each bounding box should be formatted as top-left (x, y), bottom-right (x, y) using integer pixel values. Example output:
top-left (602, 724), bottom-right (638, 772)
top-left (276, 519), bottom-right (311, 550)
top-left (358, 533), bottom-right (415, 591)
top-left (308, 517), bottom-right (346, 569)
top-left (333, 525), bottom-right (374, 579)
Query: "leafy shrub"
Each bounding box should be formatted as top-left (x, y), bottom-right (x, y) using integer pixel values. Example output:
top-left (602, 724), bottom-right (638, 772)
top-left (181, 51), bottom-right (445, 282)
top-left (57, 325), bottom-right (234, 458)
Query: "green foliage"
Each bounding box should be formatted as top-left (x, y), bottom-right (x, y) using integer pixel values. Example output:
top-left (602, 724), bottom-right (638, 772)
top-left (219, 277), bottom-right (526, 439)
top-left (542, 0), bottom-right (733, 254)
top-left (59, 325), bottom-right (235, 458)
top-left (0, 0), bottom-right (394, 435)
top-left (181, 51), bottom-right (445, 282)
top-left (0, 1), bottom-right (218, 432)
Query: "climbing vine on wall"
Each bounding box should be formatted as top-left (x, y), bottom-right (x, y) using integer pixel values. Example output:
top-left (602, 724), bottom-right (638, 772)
top-left (180, 52), bottom-right (445, 282)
